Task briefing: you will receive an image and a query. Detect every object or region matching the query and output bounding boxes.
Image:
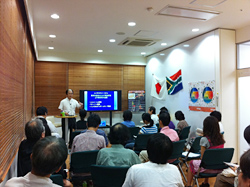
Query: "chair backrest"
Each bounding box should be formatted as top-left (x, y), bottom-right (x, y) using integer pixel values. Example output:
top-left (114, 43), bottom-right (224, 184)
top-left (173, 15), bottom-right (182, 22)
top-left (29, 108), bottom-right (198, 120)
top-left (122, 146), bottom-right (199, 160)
top-left (168, 139), bottom-right (186, 160)
top-left (70, 131), bottom-right (81, 143)
top-left (201, 148), bottom-right (234, 170)
top-left (70, 150), bottom-right (99, 173)
top-left (134, 134), bottom-right (152, 151)
top-left (189, 136), bottom-right (202, 153)
top-left (179, 126), bottom-right (191, 140)
top-left (91, 165), bottom-right (129, 187)
top-left (128, 127), bottom-right (140, 140)
top-left (50, 174), bottom-right (64, 186)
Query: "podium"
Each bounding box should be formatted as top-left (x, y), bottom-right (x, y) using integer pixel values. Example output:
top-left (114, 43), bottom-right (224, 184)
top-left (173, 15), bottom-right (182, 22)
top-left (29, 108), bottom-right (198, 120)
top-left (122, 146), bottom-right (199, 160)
top-left (55, 115), bottom-right (77, 144)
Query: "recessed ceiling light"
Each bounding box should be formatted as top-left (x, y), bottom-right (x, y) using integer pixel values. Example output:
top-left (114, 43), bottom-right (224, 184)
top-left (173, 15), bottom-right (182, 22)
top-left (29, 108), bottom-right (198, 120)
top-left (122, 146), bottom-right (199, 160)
top-left (192, 28), bottom-right (199, 32)
top-left (141, 52), bottom-right (146, 55)
top-left (51, 14), bottom-right (59, 19)
top-left (48, 47), bottom-right (54, 50)
top-left (49, 35), bottom-right (56, 38)
top-left (183, 44), bottom-right (190, 47)
top-left (161, 43), bottom-right (167, 46)
top-left (160, 53), bottom-right (165, 56)
top-left (128, 22), bottom-right (136, 26)
top-left (98, 50), bottom-right (103, 53)
top-left (109, 39), bottom-right (116, 43)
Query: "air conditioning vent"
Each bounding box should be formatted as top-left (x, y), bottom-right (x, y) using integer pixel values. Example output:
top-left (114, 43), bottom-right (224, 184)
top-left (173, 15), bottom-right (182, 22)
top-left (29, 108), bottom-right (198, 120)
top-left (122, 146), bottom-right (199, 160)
top-left (119, 37), bottom-right (160, 47)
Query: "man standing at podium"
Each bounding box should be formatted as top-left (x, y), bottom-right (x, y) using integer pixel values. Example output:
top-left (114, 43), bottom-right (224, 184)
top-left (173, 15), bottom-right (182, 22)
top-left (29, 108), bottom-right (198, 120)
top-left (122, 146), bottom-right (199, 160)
top-left (58, 89), bottom-right (83, 145)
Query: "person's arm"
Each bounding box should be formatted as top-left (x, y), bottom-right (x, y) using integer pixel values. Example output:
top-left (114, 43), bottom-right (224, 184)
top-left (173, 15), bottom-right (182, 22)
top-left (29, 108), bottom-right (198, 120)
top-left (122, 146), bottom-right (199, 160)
top-left (200, 146), bottom-right (206, 159)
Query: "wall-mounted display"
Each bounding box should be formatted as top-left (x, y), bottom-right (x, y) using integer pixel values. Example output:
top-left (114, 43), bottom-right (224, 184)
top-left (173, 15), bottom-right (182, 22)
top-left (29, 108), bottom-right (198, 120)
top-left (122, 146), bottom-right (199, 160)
top-left (128, 90), bottom-right (145, 112)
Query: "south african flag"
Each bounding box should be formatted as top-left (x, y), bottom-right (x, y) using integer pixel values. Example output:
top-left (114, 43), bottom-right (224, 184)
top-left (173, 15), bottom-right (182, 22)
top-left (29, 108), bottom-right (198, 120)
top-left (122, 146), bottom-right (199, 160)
top-left (166, 70), bottom-right (183, 95)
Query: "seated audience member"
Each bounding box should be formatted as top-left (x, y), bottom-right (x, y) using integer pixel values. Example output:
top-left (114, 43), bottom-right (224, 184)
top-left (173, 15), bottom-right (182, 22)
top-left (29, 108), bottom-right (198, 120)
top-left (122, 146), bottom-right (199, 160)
top-left (148, 106), bottom-right (159, 125)
top-left (121, 110), bottom-right (135, 128)
top-left (215, 125), bottom-right (250, 187)
top-left (210, 110), bottom-right (224, 134)
top-left (139, 113), bottom-right (157, 134)
top-left (18, 119), bottom-right (45, 177)
top-left (159, 107), bottom-right (175, 129)
top-left (139, 112), bottom-right (179, 163)
top-left (175, 110), bottom-right (189, 135)
top-left (186, 116), bottom-right (225, 187)
top-left (36, 106), bottom-right (60, 137)
top-left (71, 113), bottom-right (106, 153)
top-left (122, 133), bottom-right (184, 187)
top-left (18, 119), bottom-right (71, 187)
top-left (6, 136), bottom-right (68, 187)
top-left (96, 123), bottom-right (141, 166)
top-left (237, 149), bottom-right (250, 187)
top-left (75, 109), bottom-right (87, 130)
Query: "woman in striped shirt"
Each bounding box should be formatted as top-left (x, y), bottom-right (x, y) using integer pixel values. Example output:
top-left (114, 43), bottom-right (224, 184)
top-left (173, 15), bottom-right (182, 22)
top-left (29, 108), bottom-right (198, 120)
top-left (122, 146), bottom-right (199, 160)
top-left (139, 113), bottom-right (158, 134)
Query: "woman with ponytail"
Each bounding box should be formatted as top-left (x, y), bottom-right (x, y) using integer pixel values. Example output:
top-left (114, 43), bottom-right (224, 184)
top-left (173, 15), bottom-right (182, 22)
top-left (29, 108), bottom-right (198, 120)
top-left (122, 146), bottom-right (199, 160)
top-left (139, 113), bottom-right (158, 134)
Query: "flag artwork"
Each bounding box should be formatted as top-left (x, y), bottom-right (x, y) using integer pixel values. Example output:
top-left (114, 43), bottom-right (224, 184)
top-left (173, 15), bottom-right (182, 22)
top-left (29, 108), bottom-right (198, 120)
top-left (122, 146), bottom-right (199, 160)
top-left (166, 70), bottom-right (183, 95)
top-left (151, 75), bottom-right (167, 100)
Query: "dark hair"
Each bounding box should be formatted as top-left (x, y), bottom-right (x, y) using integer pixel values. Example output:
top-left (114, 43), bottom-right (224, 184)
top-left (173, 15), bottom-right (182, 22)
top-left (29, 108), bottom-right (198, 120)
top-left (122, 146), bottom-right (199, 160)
top-left (159, 112), bottom-right (170, 127)
top-left (32, 136), bottom-right (67, 176)
top-left (148, 106), bottom-right (156, 114)
top-left (210, 110), bottom-right (222, 122)
top-left (108, 123), bottom-right (129, 146)
top-left (160, 107), bottom-right (168, 113)
top-left (79, 109), bottom-right (87, 121)
top-left (147, 133), bottom-right (173, 164)
top-left (123, 110), bottom-right (132, 121)
top-left (244, 125), bottom-right (250, 144)
top-left (175, 110), bottom-right (185, 121)
top-left (37, 117), bottom-right (51, 137)
top-left (142, 113), bottom-right (154, 127)
top-left (87, 113), bottom-right (101, 128)
top-left (66, 89), bottom-right (73, 95)
top-left (203, 116), bottom-right (225, 146)
top-left (240, 149), bottom-right (250, 180)
top-left (36, 106), bottom-right (48, 116)
top-left (25, 119), bottom-right (45, 142)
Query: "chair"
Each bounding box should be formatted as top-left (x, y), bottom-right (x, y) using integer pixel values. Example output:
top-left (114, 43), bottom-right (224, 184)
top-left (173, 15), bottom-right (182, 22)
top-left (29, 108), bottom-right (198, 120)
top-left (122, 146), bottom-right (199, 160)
top-left (182, 136), bottom-right (202, 169)
top-left (50, 174), bottom-right (64, 186)
top-left (179, 126), bottom-right (191, 140)
top-left (128, 127), bottom-right (140, 141)
top-left (133, 134), bottom-right (152, 154)
top-left (70, 130), bottom-right (81, 143)
top-left (192, 148), bottom-right (234, 187)
top-left (91, 165), bottom-right (129, 187)
top-left (168, 139), bottom-right (187, 182)
top-left (70, 150), bottom-right (99, 184)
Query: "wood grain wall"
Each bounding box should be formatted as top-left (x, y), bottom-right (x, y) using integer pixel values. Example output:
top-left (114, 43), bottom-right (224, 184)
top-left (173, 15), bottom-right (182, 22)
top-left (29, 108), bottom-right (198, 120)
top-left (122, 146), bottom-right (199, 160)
top-left (0, 0), bottom-right (35, 182)
top-left (35, 62), bottom-right (145, 115)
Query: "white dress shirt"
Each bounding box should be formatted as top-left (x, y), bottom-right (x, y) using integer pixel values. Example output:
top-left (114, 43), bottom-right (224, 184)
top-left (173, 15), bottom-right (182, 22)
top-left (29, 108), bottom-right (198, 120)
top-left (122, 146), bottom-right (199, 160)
top-left (58, 97), bottom-right (81, 116)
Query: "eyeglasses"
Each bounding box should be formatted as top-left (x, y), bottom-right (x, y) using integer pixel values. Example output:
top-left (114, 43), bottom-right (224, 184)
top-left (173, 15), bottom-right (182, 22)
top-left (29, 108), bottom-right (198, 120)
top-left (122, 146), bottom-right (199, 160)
top-left (237, 167), bottom-right (242, 176)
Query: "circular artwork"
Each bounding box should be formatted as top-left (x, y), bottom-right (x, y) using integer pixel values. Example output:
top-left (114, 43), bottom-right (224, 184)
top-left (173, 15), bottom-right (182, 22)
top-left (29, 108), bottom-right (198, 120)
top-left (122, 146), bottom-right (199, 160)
top-left (190, 88), bottom-right (199, 103)
top-left (203, 87), bottom-right (213, 103)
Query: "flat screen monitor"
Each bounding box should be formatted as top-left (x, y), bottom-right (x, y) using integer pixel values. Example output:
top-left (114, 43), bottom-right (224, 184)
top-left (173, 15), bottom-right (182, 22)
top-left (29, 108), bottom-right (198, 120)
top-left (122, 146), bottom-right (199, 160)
top-left (79, 90), bottom-right (122, 112)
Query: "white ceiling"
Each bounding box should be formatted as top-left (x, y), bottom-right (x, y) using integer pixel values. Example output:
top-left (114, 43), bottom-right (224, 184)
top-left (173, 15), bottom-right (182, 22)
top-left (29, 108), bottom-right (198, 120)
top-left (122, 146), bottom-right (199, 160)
top-left (25, 0), bottom-right (250, 62)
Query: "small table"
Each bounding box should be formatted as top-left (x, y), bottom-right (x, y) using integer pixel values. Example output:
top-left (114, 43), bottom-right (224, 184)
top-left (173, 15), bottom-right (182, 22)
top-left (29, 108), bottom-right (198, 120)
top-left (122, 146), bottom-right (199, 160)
top-left (55, 115), bottom-right (77, 144)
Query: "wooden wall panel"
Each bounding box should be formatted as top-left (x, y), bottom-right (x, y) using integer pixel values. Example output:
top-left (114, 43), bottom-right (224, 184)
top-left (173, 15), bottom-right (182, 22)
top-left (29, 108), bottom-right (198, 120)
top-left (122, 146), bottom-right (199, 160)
top-left (35, 62), bottom-right (68, 115)
top-left (0, 0), bottom-right (34, 181)
top-left (123, 66), bottom-right (145, 110)
top-left (35, 62), bottom-right (145, 114)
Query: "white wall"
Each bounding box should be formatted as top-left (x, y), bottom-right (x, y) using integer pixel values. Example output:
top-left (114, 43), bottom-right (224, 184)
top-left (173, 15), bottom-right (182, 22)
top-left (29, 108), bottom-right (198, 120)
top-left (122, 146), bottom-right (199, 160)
top-left (145, 29), bottom-right (237, 161)
top-left (236, 25), bottom-right (250, 43)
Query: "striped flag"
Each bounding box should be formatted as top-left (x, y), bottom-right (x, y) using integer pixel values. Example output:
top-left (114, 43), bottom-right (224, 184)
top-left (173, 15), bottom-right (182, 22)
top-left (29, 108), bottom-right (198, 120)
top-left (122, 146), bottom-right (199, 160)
top-left (166, 70), bottom-right (183, 95)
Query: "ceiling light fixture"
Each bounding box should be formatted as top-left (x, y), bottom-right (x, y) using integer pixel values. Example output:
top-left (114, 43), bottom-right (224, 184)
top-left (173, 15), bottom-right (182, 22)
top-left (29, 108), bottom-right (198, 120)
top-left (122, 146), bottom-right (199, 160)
top-left (192, 28), bottom-right (199, 32)
top-left (109, 39), bottom-right (116, 43)
top-left (160, 53), bottom-right (165, 56)
top-left (98, 50), bottom-right (103, 53)
top-left (48, 47), bottom-right (54, 50)
top-left (141, 52), bottom-right (146, 55)
top-left (183, 44), bottom-right (190, 47)
top-left (49, 35), bottom-right (56, 38)
top-left (51, 14), bottom-right (59, 19)
top-left (128, 22), bottom-right (136, 26)
top-left (161, 43), bottom-right (167, 46)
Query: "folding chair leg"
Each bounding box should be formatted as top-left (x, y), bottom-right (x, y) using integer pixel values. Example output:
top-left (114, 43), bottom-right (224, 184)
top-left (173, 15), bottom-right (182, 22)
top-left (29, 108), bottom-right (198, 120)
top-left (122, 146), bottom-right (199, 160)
top-left (178, 163), bottom-right (187, 182)
top-left (191, 177), bottom-right (199, 187)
